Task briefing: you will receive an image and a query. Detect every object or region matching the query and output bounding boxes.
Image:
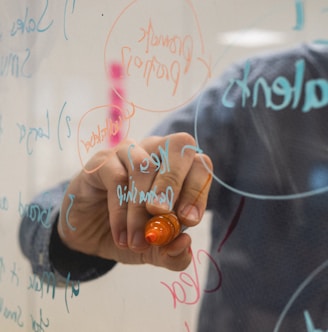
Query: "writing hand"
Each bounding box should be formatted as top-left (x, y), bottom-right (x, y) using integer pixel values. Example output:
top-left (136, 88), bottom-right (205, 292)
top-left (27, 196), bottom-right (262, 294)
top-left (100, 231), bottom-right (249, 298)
top-left (58, 133), bottom-right (213, 271)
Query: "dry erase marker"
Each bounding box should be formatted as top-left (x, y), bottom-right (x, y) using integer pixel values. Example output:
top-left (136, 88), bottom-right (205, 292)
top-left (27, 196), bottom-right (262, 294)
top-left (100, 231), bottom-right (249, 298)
top-left (145, 213), bottom-right (181, 246)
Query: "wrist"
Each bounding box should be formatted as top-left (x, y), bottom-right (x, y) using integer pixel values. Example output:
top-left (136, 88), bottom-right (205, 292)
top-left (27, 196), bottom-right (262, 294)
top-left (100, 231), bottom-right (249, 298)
top-left (49, 218), bottom-right (117, 281)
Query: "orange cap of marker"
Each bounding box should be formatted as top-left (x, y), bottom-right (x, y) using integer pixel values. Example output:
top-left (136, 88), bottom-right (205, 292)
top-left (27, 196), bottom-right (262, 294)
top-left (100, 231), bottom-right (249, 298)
top-left (145, 213), bottom-right (181, 246)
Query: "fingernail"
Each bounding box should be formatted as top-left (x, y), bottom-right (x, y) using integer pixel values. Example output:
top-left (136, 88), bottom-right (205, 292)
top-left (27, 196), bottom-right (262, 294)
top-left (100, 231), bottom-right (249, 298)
top-left (181, 205), bottom-right (200, 224)
top-left (150, 195), bottom-right (170, 211)
top-left (131, 230), bottom-right (147, 249)
top-left (119, 230), bottom-right (127, 247)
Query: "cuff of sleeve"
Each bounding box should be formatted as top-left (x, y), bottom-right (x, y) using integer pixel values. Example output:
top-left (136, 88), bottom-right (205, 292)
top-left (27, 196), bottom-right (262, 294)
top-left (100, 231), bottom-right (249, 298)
top-left (49, 217), bottom-right (117, 282)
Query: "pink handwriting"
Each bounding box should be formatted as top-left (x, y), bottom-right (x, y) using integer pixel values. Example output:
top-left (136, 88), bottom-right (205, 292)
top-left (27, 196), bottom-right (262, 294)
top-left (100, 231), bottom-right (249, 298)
top-left (160, 249), bottom-right (222, 309)
top-left (161, 196), bottom-right (245, 310)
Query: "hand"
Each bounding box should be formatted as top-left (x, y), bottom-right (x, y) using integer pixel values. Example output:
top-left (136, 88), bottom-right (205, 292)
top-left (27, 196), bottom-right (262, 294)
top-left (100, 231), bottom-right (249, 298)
top-left (58, 132), bottom-right (213, 271)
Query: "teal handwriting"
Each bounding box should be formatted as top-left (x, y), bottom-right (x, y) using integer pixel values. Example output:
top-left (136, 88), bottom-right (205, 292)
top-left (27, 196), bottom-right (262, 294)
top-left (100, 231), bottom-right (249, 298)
top-left (27, 271), bottom-right (80, 314)
top-left (18, 192), bottom-right (52, 229)
top-left (294, 0), bottom-right (328, 44)
top-left (293, 0), bottom-right (304, 30)
top-left (0, 48), bottom-right (31, 78)
top-left (16, 101), bottom-right (71, 155)
top-left (222, 59), bottom-right (328, 113)
top-left (28, 271), bottom-right (56, 300)
top-left (117, 176), bottom-right (174, 210)
top-left (31, 308), bottom-right (50, 332)
top-left (0, 297), bottom-right (24, 328)
top-left (273, 260), bottom-right (328, 332)
top-left (304, 310), bottom-right (328, 332)
top-left (10, 0), bottom-right (53, 37)
top-left (17, 110), bottom-right (50, 155)
top-left (0, 257), bottom-right (79, 315)
top-left (57, 101), bottom-right (72, 151)
top-left (64, 0), bottom-right (77, 40)
top-left (127, 138), bottom-right (170, 174)
top-left (10, 262), bottom-right (19, 287)
top-left (65, 193), bottom-right (76, 231)
top-left (0, 195), bottom-right (8, 211)
top-left (64, 272), bottom-right (80, 314)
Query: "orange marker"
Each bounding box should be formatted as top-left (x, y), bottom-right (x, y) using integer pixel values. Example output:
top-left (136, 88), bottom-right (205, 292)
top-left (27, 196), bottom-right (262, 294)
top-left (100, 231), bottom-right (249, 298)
top-left (145, 213), bottom-right (181, 246)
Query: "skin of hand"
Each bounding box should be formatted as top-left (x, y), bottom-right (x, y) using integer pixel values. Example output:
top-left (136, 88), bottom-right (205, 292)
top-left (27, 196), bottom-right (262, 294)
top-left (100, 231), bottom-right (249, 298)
top-left (58, 132), bottom-right (213, 271)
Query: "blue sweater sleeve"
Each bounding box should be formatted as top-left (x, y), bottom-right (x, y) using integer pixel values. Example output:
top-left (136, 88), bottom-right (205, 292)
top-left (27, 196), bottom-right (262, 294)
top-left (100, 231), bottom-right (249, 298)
top-left (19, 181), bottom-right (116, 283)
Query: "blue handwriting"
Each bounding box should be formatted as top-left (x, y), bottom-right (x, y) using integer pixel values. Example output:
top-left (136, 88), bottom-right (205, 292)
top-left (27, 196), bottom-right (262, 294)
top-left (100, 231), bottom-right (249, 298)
top-left (10, 0), bottom-right (53, 37)
top-left (0, 297), bottom-right (24, 328)
top-left (293, 0), bottom-right (305, 30)
top-left (57, 101), bottom-right (72, 150)
top-left (0, 196), bottom-right (8, 211)
top-left (65, 193), bottom-right (76, 231)
top-left (117, 176), bottom-right (174, 210)
top-left (0, 48), bottom-right (31, 78)
top-left (30, 308), bottom-right (50, 332)
top-left (127, 138), bottom-right (170, 174)
top-left (17, 110), bottom-right (50, 155)
top-left (274, 260), bottom-right (328, 332)
top-left (222, 59), bottom-right (328, 113)
top-left (304, 310), bottom-right (328, 332)
top-left (18, 192), bottom-right (52, 229)
top-left (1, 256), bottom-right (79, 316)
top-left (28, 270), bottom-right (80, 314)
top-left (16, 101), bottom-right (71, 155)
top-left (28, 271), bottom-right (56, 300)
top-left (10, 262), bottom-right (19, 287)
top-left (294, 0), bottom-right (328, 44)
top-left (64, 0), bottom-right (77, 40)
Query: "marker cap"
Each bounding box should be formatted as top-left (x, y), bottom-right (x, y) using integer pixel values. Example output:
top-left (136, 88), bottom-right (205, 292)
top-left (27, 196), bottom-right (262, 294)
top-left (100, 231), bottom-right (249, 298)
top-left (145, 213), bottom-right (181, 246)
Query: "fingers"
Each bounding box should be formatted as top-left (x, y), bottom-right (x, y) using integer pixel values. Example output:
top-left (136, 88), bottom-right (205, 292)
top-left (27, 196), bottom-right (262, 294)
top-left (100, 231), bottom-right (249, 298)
top-left (143, 233), bottom-right (193, 271)
top-left (142, 133), bottom-right (213, 227)
top-left (96, 141), bottom-right (157, 251)
top-left (77, 133), bottom-right (213, 267)
top-left (141, 132), bottom-right (197, 214)
top-left (115, 142), bottom-right (159, 251)
top-left (176, 153), bottom-right (213, 226)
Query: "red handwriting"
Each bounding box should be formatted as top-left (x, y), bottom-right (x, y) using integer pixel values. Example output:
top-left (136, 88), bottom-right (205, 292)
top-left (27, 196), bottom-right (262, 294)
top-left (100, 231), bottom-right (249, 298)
top-left (104, 0), bottom-right (211, 112)
top-left (139, 18), bottom-right (193, 65)
top-left (80, 116), bottom-right (123, 153)
top-left (121, 46), bottom-right (181, 96)
top-left (184, 321), bottom-right (191, 332)
top-left (77, 103), bottom-right (133, 173)
top-left (160, 249), bottom-right (222, 309)
top-left (218, 196), bottom-right (245, 252)
top-left (120, 17), bottom-right (194, 96)
top-left (161, 196), bottom-right (245, 309)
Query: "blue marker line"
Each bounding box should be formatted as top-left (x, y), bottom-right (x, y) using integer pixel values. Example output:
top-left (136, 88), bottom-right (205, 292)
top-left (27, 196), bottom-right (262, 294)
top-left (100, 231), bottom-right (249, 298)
top-left (293, 0), bottom-right (305, 31)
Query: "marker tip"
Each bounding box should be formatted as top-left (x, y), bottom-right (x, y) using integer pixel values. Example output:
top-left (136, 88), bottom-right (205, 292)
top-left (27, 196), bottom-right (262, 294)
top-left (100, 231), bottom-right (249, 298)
top-left (145, 231), bottom-right (158, 244)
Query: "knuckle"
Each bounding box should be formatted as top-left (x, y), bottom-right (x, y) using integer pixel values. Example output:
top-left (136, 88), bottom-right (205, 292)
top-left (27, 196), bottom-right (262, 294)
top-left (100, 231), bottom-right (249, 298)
top-left (165, 255), bottom-right (191, 271)
top-left (194, 153), bottom-right (214, 172)
top-left (158, 170), bottom-right (181, 190)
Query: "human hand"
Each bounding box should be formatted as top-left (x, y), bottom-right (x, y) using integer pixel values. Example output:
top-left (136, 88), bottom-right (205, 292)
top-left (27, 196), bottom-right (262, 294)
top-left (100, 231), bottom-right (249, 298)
top-left (58, 132), bottom-right (213, 271)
